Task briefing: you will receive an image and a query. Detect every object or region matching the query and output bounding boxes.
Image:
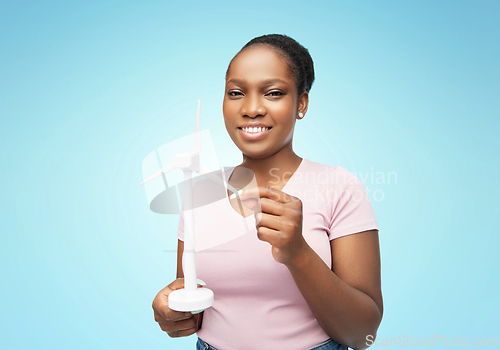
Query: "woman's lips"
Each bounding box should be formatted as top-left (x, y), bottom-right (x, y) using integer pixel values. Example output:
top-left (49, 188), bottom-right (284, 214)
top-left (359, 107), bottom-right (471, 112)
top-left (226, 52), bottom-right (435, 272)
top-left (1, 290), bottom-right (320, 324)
top-left (237, 127), bottom-right (272, 141)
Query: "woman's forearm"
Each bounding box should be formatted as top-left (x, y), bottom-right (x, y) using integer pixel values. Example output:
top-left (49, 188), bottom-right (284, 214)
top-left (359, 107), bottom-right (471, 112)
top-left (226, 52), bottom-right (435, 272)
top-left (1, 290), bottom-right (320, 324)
top-left (286, 244), bottom-right (382, 350)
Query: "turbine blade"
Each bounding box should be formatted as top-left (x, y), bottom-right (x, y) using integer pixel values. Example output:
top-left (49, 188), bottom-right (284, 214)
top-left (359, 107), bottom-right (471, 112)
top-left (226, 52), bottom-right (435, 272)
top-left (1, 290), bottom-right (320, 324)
top-left (198, 164), bottom-right (241, 197)
top-left (141, 162), bottom-right (175, 185)
top-left (192, 100), bottom-right (201, 154)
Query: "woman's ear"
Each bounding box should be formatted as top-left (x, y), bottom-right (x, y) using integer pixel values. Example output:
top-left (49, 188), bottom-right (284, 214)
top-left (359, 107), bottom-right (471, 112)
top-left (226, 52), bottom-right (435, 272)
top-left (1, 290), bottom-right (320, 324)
top-left (298, 91), bottom-right (309, 117)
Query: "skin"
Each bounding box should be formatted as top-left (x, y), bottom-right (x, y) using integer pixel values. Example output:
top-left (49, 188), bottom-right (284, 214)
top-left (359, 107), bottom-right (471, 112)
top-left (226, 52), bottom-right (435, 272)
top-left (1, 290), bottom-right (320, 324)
top-left (153, 44), bottom-right (383, 350)
top-left (222, 44), bottom-right (308, 183)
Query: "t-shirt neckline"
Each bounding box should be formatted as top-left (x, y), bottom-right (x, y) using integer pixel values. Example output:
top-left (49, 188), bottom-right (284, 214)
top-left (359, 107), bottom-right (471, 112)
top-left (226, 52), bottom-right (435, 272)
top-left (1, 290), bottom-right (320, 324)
top-left (223, 158), bottom-right (307, 219)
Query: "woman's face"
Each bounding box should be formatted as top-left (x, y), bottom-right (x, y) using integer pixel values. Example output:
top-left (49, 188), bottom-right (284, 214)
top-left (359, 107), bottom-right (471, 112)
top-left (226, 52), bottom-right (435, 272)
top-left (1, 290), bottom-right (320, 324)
top-left (223, 45), bottom-right (307, 159)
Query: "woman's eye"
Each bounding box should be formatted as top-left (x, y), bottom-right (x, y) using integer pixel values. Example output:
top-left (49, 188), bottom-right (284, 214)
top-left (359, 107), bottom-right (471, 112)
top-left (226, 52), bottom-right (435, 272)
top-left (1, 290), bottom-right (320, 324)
top-left (228, 91), bottom-right (243, 97)
top-left (268, 91), bottom-right (283, 97)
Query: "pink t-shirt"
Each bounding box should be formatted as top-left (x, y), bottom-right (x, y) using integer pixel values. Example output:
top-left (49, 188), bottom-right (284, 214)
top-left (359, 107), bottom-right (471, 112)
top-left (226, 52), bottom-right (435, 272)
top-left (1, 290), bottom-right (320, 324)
top-left (177, 158), bottom-right (379, 350)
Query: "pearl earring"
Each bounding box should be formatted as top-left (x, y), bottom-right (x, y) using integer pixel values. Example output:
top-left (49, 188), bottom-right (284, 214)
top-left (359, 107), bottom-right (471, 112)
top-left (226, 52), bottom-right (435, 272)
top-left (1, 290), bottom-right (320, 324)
top-left (298, 112), bottom-right (304, 119)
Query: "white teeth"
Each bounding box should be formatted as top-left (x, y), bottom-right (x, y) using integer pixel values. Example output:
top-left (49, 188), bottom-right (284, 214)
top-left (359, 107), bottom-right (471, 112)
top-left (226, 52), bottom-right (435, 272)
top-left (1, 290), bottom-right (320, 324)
top-left (242, 127), bottom-right (270, 133)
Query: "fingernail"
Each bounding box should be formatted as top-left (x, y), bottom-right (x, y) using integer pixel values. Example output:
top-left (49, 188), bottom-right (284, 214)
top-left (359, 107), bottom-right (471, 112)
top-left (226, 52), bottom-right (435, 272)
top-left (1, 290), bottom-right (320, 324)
top-left (229, 189), bottom-right (243, 200)
top-left (197, 278), bottom-right (206, 286)
top-left (191, 308), bottom-right (206, 314)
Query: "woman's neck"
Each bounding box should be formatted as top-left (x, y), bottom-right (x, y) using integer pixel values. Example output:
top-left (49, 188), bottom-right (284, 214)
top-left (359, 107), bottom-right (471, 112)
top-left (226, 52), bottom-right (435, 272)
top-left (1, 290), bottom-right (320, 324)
top-left (238, 146), bottom-right (303, 188)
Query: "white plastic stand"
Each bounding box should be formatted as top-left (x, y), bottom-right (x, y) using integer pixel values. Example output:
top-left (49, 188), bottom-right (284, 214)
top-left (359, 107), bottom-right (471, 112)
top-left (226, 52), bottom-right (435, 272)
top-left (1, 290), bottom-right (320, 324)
top-left (141, 101), bottom-right (241, 312)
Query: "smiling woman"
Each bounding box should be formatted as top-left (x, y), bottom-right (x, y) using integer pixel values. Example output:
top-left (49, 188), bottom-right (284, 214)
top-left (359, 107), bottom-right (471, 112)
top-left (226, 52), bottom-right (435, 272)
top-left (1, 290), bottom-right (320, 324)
top-left (152, 34), bottom-right (382, 350)
top-left (223, 45), bottom-right (305, 160)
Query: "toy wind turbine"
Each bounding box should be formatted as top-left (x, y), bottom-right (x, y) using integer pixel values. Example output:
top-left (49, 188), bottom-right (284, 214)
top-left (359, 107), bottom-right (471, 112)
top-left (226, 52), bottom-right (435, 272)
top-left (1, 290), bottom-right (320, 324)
top-left (141, 100), bottom-right (242, 312)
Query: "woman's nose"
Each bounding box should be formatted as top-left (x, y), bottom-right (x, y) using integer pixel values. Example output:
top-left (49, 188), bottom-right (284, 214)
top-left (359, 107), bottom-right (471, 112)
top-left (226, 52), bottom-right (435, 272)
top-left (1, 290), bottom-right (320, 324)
top-left (240, 94), bottom-right (266, 118)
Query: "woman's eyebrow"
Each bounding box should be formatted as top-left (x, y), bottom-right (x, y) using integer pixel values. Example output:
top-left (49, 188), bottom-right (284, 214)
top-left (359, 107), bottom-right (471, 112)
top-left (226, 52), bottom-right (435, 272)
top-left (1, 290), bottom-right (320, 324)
top-left (226, 78), bottom-right (288, 85)
top-left (262, 78), bottom-right (287, 85)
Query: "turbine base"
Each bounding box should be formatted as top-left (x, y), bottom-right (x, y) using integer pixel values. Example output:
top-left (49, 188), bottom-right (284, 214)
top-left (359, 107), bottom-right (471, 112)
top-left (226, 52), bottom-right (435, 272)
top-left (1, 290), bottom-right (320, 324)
top-left (168, 287), bottom-right (214, 312)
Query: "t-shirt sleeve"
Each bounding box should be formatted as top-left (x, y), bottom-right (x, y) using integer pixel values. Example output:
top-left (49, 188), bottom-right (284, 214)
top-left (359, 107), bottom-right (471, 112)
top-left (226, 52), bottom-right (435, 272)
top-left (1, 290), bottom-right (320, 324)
top-left (328, 168), bottom-right (379, 240)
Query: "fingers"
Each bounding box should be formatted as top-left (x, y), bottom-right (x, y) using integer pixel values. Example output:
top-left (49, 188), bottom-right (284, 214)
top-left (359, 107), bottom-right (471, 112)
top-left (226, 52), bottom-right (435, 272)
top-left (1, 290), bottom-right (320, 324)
top-left (155, 311), bottom-right (194, 329)
top-left (153, 301), bottom-right (190, 325)
top-left (154, 300), bottom-right (192, 321)
top-left (253, 192), bottom-right (303, 247)
top-left (258, 197), bottom-right (284, 216)
top-left (238, 189), bottom-right (282, 214)
top-left (256, 197), bottom-right (301, 228)
top-left (256, 210), bottom-right (281, 232)
top-left (240, 187), bottom-right (302, 217)
top-left (167, 312), bottom-right (202, 337)
top-left (153, 279), bottom-right (206, 338)
top-left (256, 222), bottom-right (281, 245)
top-left (240, 186), bottom-right (295, 204)
top-left (166, 325), bottom-right (199, 338)
top-left (166, 278), bottom-right (187, 291)
top-left (158, 313), bottom-right (200, 337)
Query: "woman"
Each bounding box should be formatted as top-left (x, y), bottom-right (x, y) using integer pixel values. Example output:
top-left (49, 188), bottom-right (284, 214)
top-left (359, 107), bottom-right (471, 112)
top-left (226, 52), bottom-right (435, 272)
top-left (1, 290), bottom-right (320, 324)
top-left (152, 34), bottom-right (383, 350)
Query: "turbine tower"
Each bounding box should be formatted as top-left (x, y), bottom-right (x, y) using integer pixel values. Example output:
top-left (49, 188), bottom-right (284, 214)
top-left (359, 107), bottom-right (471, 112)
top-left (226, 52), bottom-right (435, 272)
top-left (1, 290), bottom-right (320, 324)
top-left (141, 100), bottom-right (242, 312)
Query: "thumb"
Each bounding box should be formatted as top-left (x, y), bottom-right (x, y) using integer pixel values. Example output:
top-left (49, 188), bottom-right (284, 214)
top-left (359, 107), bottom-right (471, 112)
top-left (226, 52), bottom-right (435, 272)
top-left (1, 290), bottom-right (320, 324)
top-left (167, 278), bottom-right (187, 292)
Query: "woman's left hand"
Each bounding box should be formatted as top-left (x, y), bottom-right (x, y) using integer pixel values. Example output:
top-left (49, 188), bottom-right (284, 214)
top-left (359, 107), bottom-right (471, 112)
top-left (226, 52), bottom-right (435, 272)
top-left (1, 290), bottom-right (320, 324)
top-left (238, 186), bottom-right (309, 266)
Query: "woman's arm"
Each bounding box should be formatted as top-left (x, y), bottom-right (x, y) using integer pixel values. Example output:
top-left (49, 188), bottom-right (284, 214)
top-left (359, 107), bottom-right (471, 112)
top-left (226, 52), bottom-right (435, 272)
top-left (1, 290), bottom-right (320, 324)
top-left (238, 186), bottom-right (382, 349)
top-left (287, 229), bottom-right (383, 350)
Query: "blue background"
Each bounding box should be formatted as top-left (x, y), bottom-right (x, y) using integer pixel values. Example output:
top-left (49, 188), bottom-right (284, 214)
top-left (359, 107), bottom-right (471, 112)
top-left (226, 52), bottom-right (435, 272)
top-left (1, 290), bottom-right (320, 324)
top-left (1, 1), bottom-right (498, 349)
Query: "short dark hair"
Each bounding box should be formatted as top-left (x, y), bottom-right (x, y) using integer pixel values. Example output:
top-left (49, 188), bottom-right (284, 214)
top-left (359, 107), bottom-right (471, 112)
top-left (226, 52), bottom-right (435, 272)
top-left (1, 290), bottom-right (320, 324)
top-left (226, 34), bottom-right (315, 97)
